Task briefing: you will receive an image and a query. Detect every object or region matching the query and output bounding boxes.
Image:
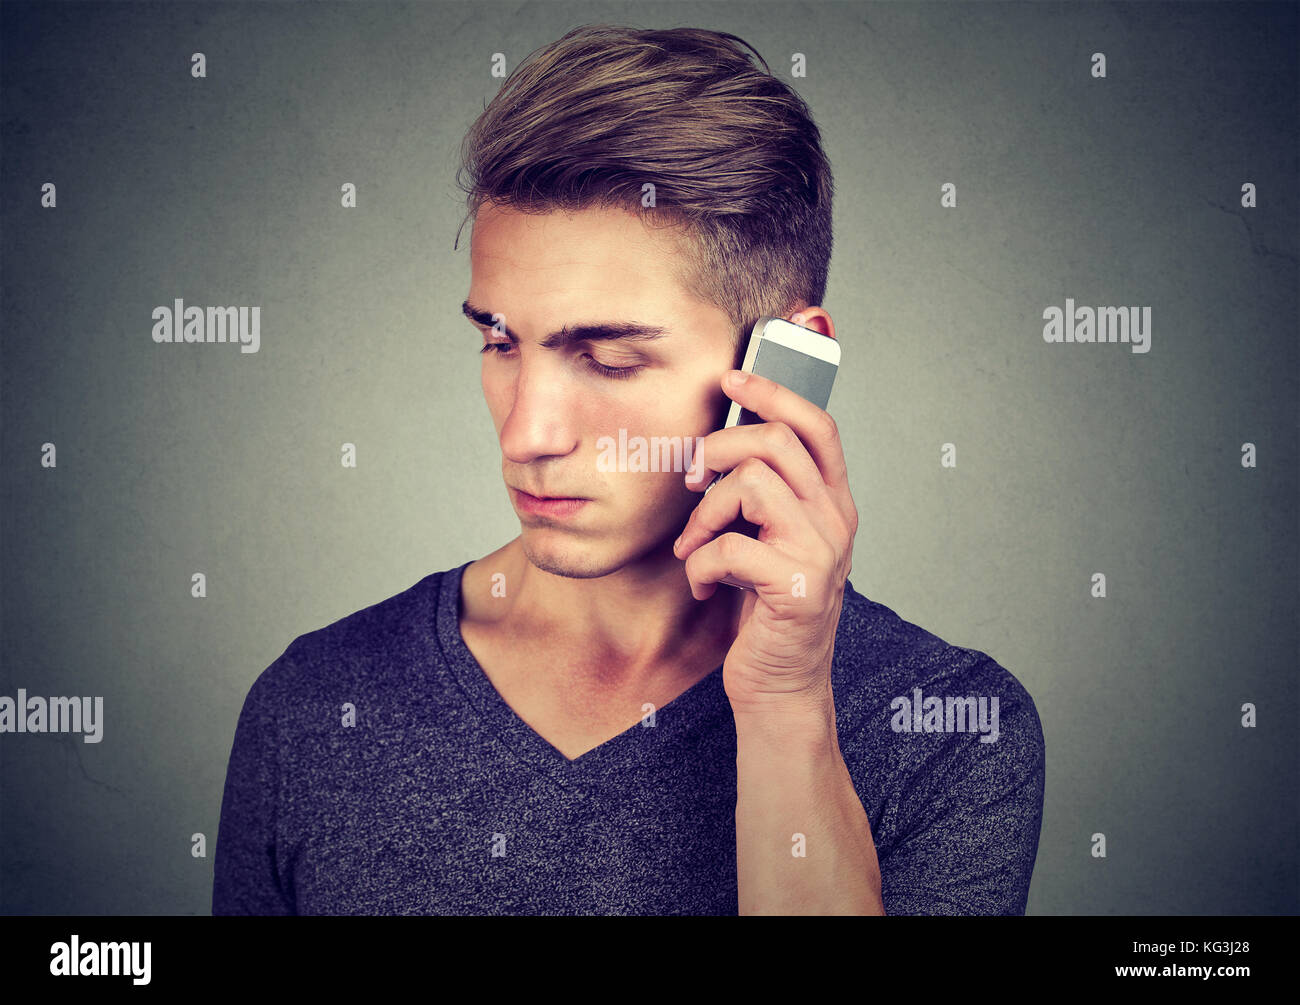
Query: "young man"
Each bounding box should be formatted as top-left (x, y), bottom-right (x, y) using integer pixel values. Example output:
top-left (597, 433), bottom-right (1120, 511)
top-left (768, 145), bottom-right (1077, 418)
top-left (214, 25), bottom-right (1044, 915)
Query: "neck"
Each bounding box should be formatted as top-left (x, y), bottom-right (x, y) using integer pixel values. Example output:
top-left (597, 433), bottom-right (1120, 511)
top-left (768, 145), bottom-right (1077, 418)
top-left (466, 536), bottom-right (743, 680)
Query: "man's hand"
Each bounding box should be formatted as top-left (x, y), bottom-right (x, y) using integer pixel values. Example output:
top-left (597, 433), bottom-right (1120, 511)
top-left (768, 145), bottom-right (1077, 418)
top-left (674, 365), bottom-right (882, 914)
top-left (672, 366), bottom-right (858, 724)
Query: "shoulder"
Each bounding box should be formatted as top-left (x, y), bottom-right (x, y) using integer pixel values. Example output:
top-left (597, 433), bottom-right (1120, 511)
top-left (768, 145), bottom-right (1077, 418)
top-left (234, 566), bottom-right (457, 723)
top-left (831, 584), bottom-right (1046, 914)
top-left (831, 581), bottom-right (1045, 786)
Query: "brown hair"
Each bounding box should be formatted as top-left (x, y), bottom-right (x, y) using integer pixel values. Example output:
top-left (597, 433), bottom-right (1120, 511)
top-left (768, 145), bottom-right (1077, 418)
top-left (454, 24), bottom-right (834, 348)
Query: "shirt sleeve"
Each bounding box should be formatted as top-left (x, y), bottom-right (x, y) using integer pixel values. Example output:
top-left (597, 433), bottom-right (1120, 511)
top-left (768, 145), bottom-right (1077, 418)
top-left (877, 677), bottom-right (1046, 916)
top-left (212, 662), bottom-right (295, 916)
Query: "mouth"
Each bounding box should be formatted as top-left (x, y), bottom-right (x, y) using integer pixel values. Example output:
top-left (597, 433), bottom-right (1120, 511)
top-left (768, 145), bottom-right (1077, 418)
top-left (510, 487), bottom-right (590, 519)
top-left (513, 487), bottom-right (587, 500)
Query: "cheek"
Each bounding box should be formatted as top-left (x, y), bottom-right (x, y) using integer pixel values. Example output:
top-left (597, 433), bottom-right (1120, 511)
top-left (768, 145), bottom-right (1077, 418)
top-left (599, 399), bottom-right (712, 506)
top-left (613, 380), bottom-right (718, 436)
top-left (670, 369), bottom-right (732, 437)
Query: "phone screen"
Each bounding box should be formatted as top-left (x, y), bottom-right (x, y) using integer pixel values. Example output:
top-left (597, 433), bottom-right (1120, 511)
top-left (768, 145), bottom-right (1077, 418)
top-left (701, 325), bottom-right (840, 590)
top-left (734, 336), bottom-right (840, 425)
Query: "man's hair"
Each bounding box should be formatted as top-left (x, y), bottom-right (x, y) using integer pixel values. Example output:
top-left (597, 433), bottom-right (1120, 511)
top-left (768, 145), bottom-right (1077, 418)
top-left (454, 23), bottom-right (834, 349)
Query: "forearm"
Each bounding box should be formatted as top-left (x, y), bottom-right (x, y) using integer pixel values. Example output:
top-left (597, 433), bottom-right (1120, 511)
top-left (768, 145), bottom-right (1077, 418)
top-left (734, 698), bottom-right (885, 915)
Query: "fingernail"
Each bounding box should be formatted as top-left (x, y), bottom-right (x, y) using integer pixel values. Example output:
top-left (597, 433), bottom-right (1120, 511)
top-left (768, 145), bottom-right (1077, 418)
top-left (728, 370), bottom-right (748, 385)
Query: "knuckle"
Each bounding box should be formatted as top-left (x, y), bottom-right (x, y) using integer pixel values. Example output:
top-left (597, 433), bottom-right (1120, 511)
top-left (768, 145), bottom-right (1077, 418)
top-left (735, 456), bottom-right (768, 484)
top-left (766, 421), bottom-right (798, 452)
top-left (719, 532), bottom-right (746, 559)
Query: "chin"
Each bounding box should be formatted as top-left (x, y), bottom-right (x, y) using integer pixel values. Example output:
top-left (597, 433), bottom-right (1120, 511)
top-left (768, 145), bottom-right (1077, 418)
top-left (518, 527), bottom-right (675, 581)
top-left (518, 534), bottom-right (620, 580)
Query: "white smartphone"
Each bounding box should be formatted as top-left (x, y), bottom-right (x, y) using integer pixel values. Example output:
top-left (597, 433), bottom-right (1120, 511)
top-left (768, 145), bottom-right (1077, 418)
top-left (700, 316), bottom-right (841, 591)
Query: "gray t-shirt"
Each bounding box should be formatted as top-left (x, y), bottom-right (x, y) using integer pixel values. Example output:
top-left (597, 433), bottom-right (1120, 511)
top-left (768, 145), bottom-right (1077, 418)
top-left (213, 561), bottom-right (1045, 915)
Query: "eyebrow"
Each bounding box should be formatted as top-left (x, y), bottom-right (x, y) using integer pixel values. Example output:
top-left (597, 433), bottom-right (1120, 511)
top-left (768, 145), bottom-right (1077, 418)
top-left (462, 300), bottom-right (668, 348)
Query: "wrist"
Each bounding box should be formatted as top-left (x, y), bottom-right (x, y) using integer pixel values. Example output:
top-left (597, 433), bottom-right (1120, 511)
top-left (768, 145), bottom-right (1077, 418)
top-left (730, 685), bottom-right (838, 750)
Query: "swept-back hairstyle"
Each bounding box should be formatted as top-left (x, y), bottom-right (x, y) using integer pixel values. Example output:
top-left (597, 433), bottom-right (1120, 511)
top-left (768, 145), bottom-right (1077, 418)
top-left (454, 23), bottom-right (834, 347)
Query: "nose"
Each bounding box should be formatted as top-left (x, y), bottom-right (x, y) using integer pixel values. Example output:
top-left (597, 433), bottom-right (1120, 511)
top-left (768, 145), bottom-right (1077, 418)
top-left (497, 356), bottom-right (580, 464)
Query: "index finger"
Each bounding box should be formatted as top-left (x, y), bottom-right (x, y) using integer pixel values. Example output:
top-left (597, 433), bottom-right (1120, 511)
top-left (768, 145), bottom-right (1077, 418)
top-left (720, 368), bottom-right (852, 510)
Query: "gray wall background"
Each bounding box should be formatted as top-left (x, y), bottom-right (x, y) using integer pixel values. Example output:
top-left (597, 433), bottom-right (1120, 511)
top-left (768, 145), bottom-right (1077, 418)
top-left (1, 0), bottom-right (1295, 914)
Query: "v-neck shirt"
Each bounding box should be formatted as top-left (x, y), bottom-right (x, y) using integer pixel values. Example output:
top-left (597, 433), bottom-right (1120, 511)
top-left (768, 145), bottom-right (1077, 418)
top-left (440, 567), bottom-right (734, 792)
top-left (213, 560), bottom-right (1045, 915)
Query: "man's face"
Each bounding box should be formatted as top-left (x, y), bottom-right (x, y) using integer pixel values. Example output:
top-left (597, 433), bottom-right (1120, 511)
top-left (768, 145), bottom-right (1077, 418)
top-left (465, 201), bottom-right (739, 580)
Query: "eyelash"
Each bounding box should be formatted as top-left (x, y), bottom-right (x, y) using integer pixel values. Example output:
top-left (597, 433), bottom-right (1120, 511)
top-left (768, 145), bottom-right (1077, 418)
top-left (478, 341), bottom-right (645, 380)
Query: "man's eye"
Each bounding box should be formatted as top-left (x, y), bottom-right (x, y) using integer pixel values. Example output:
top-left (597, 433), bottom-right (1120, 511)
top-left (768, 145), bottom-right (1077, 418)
top-left (582, 354), bottom-right (645, 380)
top-left (479, 341), bottom-right (644, 380)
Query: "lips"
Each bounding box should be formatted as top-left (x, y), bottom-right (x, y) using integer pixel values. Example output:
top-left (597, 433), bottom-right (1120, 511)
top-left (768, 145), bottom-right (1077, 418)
top-left (513, 488), bottom-right (586, 501)
top-left (511, 487), bottom-right (589, 519)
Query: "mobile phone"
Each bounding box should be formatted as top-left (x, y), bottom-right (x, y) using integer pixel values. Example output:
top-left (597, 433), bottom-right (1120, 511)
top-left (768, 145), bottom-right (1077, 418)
top-left (700, 316), bottom-right (841, 591)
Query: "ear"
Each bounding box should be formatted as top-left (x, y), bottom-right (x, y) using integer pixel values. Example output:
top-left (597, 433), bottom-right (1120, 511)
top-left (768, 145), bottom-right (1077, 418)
top-left (787, 306), bottom-right (836, 340)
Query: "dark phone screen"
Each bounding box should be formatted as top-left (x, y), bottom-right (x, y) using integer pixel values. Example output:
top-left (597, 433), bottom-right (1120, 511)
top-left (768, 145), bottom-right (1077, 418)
top-left (735, 337), bottom-right (839, 424)
top-left (709, 334), bottom-right (841, 576)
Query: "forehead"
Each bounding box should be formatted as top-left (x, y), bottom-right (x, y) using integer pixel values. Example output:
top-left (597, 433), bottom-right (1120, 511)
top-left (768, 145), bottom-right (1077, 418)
top-left (470, 199), bottom-right (679, 260)
top-left (468, 202), bottom-right (688, 310)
